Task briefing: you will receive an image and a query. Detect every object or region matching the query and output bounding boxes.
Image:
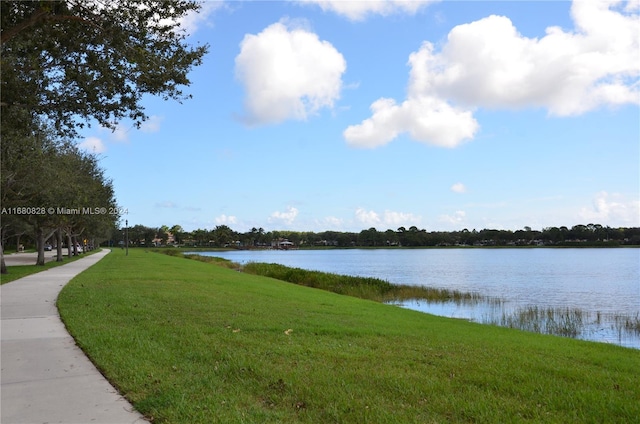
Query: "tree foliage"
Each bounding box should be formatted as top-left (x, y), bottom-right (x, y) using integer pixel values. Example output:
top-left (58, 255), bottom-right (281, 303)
top-left (1, 0), bottom-right (208, 137)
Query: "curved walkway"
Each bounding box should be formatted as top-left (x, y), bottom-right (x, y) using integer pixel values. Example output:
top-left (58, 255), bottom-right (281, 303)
top-left (1, 249), bottom-right (147, 424)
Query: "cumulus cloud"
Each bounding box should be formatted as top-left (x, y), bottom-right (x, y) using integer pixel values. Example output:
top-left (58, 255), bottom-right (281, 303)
top-left (416, 2), bottom-right (639, 114)
top-left (344, 0), bottom-right (639, 148)
top-left (235, 20), bottom-right (346, 125)
top-left (269, 206), bottom-right (300, 225)
top-left (384, 210), bottom-right (422, 227)
top-left (344, 96), bottom-right (478, 148)
top-left (355, 208), bottom-right (381, 226)
top-left (439, 210), bottom-right (466, 226)
top-left (295, 0), bottom-right (437, 21)
top-left (355, 208), bottom-right (421, 228)
top-left (451, 183), bottom-right (467, 193)
top-left (215, 214), bottom-right (238, 225)
top-left (579, 191), bottom-right (640, 226)
top-left (78, 137), bottom-right (106, 153)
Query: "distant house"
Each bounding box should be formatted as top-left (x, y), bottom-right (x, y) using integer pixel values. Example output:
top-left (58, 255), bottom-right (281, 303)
top-left (152, 231), bottom-right (175, 247)
top-left (273, 239), bottom-right (294, 249)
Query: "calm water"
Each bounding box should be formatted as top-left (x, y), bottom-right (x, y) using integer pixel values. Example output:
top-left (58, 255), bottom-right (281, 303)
top-left (191, 248), bottom-right (640, 348)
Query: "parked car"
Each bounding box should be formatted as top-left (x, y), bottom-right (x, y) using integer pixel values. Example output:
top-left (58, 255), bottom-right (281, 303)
top-left (44, 244), bottom-right (52, 251)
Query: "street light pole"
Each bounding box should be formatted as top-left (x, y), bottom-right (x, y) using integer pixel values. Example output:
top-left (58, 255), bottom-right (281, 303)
top-left (125, 219), bottom-right (129, 256)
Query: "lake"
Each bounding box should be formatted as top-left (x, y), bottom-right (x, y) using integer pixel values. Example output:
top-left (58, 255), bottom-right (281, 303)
top-left (189, 248), bottom-right (640, 349)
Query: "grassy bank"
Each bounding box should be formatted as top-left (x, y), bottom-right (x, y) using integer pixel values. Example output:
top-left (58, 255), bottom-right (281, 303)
top-left (167, 250), bottom-right (489, 305)
top-left (57, 249), bottom-right (639, 423)
top-left (166, 251), bottom-right (640, 342)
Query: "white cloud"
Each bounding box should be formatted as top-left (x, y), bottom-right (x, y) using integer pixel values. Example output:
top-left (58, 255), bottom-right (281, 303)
top-left (215, 214), bottom-right (238, 225)
top-left (110, 123), bottom-right (130, 142)
top-left (344, 96), bottom-right (478, 148)
top-left (78, 137), bottom-right (106, 153)
top-left (86, 0), bottom-right (218, 34)
top-left (355, 208), bottom-right (381, 227)
top-left (579, 191), bottom-right (640, 226)
top-left (355, 208), bottom-right (421, 228)
top-left (175, 1), bottom-right (222, 36)
top-left (344, 0), bottom-right (639, 148)
top-left (438, 210), bottom-right (466, 226)
top-left (92, 114), bottom-right (163, 144)
top-left (415, 3), bottom-right (639, 115)
top-left (383, 210), bottom-right (422, 227)
top-left (269, 206), bottom-right (299, 225)
top-left (625, 1), bottom-right (640, 12)
top-left (235, 20), bottom-right (346, 125)
top-left (295, 0), bottom-right (437, 21)
top-left (451, 183), bottom-right (467, 193)
top-left (140, 115), bottom-right (164, 133)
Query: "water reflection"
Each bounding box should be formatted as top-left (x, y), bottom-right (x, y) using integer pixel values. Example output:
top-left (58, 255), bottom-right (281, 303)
top-left (397, 299), bottom-right (640, 349)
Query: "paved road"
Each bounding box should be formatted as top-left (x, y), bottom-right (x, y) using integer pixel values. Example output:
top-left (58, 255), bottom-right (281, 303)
top-left (3, 251), bottom-right (57, 266)
top-left (1, 249), bottom-right (147, 424)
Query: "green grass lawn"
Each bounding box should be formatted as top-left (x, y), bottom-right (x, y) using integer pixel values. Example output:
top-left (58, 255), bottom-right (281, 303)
top-left (57, 248), bottom-right (639, 423)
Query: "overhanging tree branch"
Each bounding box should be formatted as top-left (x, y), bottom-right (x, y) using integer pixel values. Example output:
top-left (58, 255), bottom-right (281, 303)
top-left (0, 6), bottom-right (49, 45)
top-left (1, 0), bottom-right (208, 137)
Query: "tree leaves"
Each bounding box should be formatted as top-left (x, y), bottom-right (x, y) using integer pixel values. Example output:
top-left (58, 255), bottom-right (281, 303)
top-left (1, 0), bottom-right (208, 137)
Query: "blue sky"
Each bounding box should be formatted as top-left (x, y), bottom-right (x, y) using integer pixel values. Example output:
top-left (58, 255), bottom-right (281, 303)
top-left (79, 0), bottom-right (640, 233)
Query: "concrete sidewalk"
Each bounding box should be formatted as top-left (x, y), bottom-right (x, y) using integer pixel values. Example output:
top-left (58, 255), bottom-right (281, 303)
top-left (1, 249), bottom-right (147, 424)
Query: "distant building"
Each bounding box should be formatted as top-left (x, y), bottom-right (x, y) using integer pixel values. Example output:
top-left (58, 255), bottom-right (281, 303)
top-left (273, 239), bottom-right (294, 249)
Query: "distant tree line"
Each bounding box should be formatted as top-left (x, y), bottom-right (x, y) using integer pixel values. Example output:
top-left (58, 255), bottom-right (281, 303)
top-left (104, 223), bottom-right (640, 249)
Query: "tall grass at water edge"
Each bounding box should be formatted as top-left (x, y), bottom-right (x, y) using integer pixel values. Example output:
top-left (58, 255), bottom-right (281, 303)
top-left (170, 251), bottom-right (640, 343)
top-left (484, 306), bottom-right (640, 339)
top-left (237, 261), bottom-right (489, 305)
top-left (489, 306), bottom-right (586, 338)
